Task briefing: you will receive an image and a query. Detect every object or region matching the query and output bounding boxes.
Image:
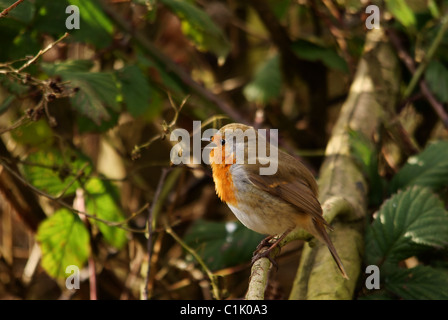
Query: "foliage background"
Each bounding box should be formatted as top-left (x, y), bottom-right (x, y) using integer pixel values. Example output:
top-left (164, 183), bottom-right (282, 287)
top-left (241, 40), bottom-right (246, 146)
top-left (0, 0), bottom-right (448, 300)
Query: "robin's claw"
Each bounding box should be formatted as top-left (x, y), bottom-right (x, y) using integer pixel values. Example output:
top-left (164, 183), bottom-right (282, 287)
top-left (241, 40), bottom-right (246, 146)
top-left (251, 248), bottom-right (278, 270)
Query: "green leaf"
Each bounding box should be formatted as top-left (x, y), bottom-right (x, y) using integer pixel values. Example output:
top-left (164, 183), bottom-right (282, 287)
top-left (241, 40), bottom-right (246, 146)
top-left (243, 55), bottom-right (282, 104)
top-left (137, 51), bottom-right (185, 94)
top-left (390, 140), bottom-right (448, 193)
top-left (42, 60), bottom-right (120, 126)
top-left (424, 61), bottom-right (448, 102)
top-left (42, 59), bottom-right (94, 75)
top-left (21, 148), bottom-right (92, 197)
top-left (184, 219), bottom-right (264, 271)
top-left (34, 0), bottom-right (70, 35)
top-left (116, 65), bottom-right (152, 117)
top-left (68, 72), bottom-right (120, 125)
top-left (37, 208), bottom-right (90, 279)
top-left (385, 0), bottom-right (416, 30)
top-left (11, 118), bottom-right (53, 147)
top-left (386, 266), bottom-right (448, 299)
top-left (67, 0), bottom-right (114, 48)
top-left (365, 186), bottom-right (448, 268)
top-left (291, 39), bottom-right (348, 73)
top-left (159, 0), bottom-right (230, 60)
top-left (84, 178), bottom-right (127, 249)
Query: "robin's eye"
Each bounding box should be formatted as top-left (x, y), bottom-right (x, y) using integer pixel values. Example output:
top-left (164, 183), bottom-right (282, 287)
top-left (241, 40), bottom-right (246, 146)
top-left (220, 139), bottom-right (226, 145)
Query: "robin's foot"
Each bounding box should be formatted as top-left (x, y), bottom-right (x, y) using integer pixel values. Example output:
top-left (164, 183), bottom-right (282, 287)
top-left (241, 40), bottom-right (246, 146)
top-left (251, 247), bottom-right (278, 269)
top-left (251, 230), bottom-right (293, 269)
top-left (255, 235), bottom-right (275, 252)
top-left (252, 235), bottom-right (283, 269)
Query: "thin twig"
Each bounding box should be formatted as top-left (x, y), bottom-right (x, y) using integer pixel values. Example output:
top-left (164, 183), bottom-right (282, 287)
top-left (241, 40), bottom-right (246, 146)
top-left (143, 168), bottom-right (170, 300)
top-left (16, 33), bottom-right (69, 72)
top-left (403, 14), bottom-right (448, 98)
top-left (0, 0), bottom-right (25, 18)
top-left (387, 28), bottom-right (448, 128)
top-left (165, 224), bottom-right (221, 300)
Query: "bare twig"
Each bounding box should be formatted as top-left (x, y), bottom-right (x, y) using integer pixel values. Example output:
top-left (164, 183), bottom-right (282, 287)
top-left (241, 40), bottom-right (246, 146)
top-left (165, 224), bottom-right (222, 300)
top-left (16, 33), bottom-right (69, 72)
top-left (387, 28), bottom-right (448, 128)
top-left (0, 0), bottom-right (25, 18)
top-left (142, 168), bottom-right (170, 300)
top-left (403, 14), bottom-right (448, 98)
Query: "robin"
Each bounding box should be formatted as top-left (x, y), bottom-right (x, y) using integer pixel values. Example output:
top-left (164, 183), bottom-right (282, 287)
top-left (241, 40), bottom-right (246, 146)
top-left (207, 123), bottom-right (348, 279)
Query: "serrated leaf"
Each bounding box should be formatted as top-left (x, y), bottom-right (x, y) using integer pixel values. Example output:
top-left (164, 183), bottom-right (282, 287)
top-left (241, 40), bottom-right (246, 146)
top-left (425, 61), bottom-right (448, 103)
top-left (42, 60), bottom-right (94, 75)
top-left (184, 219), bottom-right (264, 271)
top-left (387, 266), bottom-right (448, 299)
top-left (68, 72), bottom-right (120, 125)
top-left (159, 0), bottom-right (230, 59)
top-left (21, 148), bottom-right (92, 197)
top-left (390, 140), bottom-right (448, 193)
top-left (243, 55), bottom-right (282, 104)
top-left (116, 65), bottom-right (152, 117)
top-left (37, 209), bottom-right (90, 279)
top-left (365, 186), bottom-right (448, 268)
top-left (84, 178), bottom-right (127, 249)
top-left (42, 60), bottom-right (119, 125)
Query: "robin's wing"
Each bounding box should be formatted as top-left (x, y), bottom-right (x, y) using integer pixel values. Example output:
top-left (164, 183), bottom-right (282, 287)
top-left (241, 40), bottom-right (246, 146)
top-left (244, 151), bottom-right (329, 227)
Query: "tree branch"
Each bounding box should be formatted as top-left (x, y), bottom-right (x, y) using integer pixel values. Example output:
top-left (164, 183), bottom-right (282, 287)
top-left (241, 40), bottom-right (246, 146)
top-left (0, 0), bottom-right (25, 18)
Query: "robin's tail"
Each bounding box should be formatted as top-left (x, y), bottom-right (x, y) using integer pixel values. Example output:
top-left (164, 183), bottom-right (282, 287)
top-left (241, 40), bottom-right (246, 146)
top-left (312, 219), bottom-right (349, 280)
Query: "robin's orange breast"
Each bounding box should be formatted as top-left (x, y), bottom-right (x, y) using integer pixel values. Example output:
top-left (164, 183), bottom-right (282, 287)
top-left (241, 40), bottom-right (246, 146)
top-left (210, 147), bottom-right (238, 206)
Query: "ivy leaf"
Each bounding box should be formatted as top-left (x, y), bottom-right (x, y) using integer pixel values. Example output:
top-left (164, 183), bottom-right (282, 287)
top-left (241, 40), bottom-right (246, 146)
top-left (365, 186), bottom-right (448, 268)
top-left (184, 219), bottom-right (264, 271)
top-left (37, 209), bottom-right (90, 279)
top-left (390, 140), bottom-right (448, 193)
top-left (84, 178), bottom-right (127, 249)
top-left (243, 55), bottom-right (282, 104)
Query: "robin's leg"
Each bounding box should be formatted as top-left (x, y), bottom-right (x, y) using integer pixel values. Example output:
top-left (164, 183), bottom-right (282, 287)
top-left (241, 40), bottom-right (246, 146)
top-left (251, 229), bottom-right (292, 268)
